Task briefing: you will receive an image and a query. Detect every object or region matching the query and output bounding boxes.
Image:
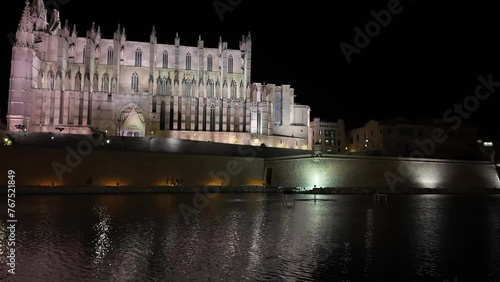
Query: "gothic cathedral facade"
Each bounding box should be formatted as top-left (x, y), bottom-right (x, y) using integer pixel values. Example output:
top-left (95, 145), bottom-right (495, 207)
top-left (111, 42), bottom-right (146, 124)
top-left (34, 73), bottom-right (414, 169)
top-left (7, 1), bottom-right (312, 149)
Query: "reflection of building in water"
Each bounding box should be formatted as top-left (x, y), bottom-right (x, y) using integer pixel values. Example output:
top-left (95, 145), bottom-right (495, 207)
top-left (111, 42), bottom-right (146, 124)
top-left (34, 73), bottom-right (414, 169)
top-left (7, 0), bottom-right (312, 149)
top-left (92, 206), bottom-right (111, 266)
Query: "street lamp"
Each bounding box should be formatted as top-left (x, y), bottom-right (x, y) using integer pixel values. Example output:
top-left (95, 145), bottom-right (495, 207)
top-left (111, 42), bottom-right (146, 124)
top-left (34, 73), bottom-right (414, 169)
top-left (55, 127), bottom-right (64, 137)
top-left (15, 124), bottom-right (25, 142)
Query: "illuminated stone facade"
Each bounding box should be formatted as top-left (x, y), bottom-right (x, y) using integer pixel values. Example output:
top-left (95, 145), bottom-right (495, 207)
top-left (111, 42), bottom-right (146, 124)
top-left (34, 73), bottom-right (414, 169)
top-left (7, 0), bottom-right (311, 149)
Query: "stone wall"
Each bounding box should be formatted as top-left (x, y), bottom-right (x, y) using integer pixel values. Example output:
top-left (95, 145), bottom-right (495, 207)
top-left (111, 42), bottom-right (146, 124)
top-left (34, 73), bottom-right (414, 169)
top-left (264, 155), bottom-right (500, 190)
top-left (1, 143), bottom-right (499, 191)
top-left (0, 147), bottom-right (264, 187)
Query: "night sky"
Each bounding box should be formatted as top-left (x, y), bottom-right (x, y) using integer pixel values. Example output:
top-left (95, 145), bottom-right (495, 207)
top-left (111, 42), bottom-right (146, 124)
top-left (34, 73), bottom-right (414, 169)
top-left (2, 0), bottom-right (499, 139)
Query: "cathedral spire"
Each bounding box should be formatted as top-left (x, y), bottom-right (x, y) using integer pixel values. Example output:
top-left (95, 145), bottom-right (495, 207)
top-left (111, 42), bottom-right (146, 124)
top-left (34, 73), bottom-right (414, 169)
top-left (31, 0), bottom-right (45, 17)
top-left (71, 24), bottom-right (77, 37)
top-left (15, 0), bottom-right (34, 47)
top-left (175, 32), bottom-right (180, 46)
top-left (150, 25), bottom-right (157, 44)
top-left (18, 0), bottom-right (33, 33)
top-left (30, 0), bottom-right (47, 31)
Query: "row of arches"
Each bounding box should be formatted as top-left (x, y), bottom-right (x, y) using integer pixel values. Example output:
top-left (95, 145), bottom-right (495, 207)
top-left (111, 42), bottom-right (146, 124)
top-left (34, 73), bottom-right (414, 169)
top-left (152, 76), bottom-right (243, 98)
top-left (38, 70), bottom-right (117, 92)
top-left (154, 101), bottom-right (246, 132)
top-left (88, 45), bottom-right (235, 72)
top-left (37, 70), bottom-right (245, 96)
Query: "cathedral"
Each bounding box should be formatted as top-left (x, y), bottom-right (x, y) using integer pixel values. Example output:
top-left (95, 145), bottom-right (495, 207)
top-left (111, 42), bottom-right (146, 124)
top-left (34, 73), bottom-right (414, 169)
top-left (7, 0), bottom-right (312, 149)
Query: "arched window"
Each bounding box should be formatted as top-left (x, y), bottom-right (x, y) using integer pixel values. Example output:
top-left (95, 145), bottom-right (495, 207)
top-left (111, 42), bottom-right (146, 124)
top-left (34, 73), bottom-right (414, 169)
top-left (210, 104), bottom-right (215, 131)
top-left (186, 53), bottom-right (191, 70)
top-left (82, 46), bottom-right (86, 64)
top-left (227, 105), bottom-right (231, 132)
top-left (230, 80), bottom-right (237, 99)
top-left (162, 51), bottom-right (168, 68)
top-left (207, 55), bottom-right (213, 71)
top-left (228, 54), bottom-right (233, 73)
top-left (152, 96), bottom-right (157, 113)
top-left (160, 101), bottom-right (166, 130)
top-left (185, 79), bottom-right (191, 97)
top-left (107, 47), bottom-right (113, 65)
top-left (161, 77), bottom-right (167, 96)
top-left (208, 79), bottom-right (215, 98)
top-left (202, 104), bottom-right (207, 131)
top-left (102, 73), bottom-right (109, 92)
top-left (131, 72), bottom-right (139, 92)
top-left (135, 48), bottom-right (142, 67)
top-left (75, 72), bottom-right (82, 91)
top-left (48, 70), bottom-right (54, 90)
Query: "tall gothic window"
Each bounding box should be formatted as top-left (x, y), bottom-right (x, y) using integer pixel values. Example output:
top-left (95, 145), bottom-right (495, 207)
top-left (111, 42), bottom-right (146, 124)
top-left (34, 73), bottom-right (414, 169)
top-left (228, 54), bottom-right (233, 73)
top-left (160, 101), bottom-right (166, 130)
top-left (162, 51), bottom-right (168, 68)
top-left (107, 47), bottom-right (113, 65)
top-left (208, 79), bottom-right (215, 98)
top-left (135, 48), bottom-right (142, 67)
top-left (101, 73), bottom-right (109, 92)
top-left (210, 104), bottom-right (215, 131)
top-left (227, 105), bottom-right (231, 132)
top-left (131, 72), bottom-right (139, 92)
top-left (185, 79), bottom-right (191, 97)
top-left (207, 55), bottom-right (213, 71)
top-left (82, 46), bottom-right (86, 64)
top-left (230, 80), bottom-right (237, 99)
top-left (161, 77), bottom-right (167, 96)
top-left (186, 53), bottom-right (191, 70)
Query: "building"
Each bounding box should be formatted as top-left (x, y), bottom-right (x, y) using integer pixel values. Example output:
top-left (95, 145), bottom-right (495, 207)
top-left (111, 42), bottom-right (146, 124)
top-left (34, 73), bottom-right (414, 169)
top-left (347, 118), bottom-right (483, 160)
top-left (6, 0), bottom-right (311, 150)
top-left (310, 118), bottom-right (346, 154)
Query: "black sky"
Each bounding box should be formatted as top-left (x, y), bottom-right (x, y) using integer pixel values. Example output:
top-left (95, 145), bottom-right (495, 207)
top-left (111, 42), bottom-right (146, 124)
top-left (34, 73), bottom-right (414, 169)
top-left (2, 0), bottom-right (500, 139)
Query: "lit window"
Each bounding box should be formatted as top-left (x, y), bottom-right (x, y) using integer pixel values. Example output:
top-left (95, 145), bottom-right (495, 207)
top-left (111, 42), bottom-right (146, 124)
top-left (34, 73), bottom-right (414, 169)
top-left (162, 51), bottom-right (168, 68)
top-left (208, 79), bottom-right (215, 98)
top-left (207, 55), bottom-right (213, 71)
top-left (186, 53), bottom-right (191, 70)
top-left (131, 72), bottom-right (139, 92)
top-left (83, 46), bottom-right (86, 64)
top-left (230, 80), bottom-right (237, 99)
top-left (161, 77), bottom-right (167, 96)
top-left (135, 48), bottom-right (142, 67)
top-left (228, 54), bottom-right (233, 73)
top-left (107, 47), bottom-right (113, 65)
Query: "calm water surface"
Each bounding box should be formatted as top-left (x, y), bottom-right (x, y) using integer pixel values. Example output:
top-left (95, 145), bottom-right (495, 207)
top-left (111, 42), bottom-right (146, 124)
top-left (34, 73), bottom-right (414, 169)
top-left (0, 193), bottom-right (499, 282)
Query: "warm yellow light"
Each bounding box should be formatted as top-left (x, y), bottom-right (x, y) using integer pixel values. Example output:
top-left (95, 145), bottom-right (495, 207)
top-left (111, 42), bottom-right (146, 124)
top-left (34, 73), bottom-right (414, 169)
top-left (247, 180), bottom-right (263, 186)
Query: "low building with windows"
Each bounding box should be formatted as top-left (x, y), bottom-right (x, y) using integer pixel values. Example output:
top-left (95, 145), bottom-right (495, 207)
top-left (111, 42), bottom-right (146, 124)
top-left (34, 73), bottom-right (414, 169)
top-left (310, 118), bottom-right (346, 154)
top-left (6, 0), bottom-right (311, 150)
top-left (347, 118), bottom-right (483, 160)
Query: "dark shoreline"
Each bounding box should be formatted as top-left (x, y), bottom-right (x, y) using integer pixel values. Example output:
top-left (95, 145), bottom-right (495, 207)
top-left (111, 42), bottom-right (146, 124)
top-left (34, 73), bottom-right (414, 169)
top-left (3, 185), bottom-right (500, 195)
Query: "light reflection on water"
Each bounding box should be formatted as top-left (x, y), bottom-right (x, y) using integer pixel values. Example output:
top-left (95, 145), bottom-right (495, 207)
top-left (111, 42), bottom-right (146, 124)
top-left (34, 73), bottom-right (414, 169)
top-left (0, 194), bottom-right (498, 282)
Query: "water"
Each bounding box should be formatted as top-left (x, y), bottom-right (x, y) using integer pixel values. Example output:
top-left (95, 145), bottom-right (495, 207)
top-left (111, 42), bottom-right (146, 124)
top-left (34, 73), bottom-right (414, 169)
top-left (0, 193), bottom-right (499, 282)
